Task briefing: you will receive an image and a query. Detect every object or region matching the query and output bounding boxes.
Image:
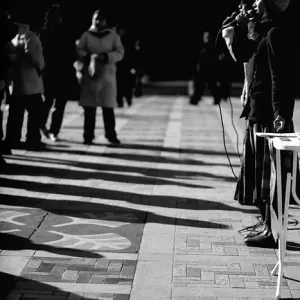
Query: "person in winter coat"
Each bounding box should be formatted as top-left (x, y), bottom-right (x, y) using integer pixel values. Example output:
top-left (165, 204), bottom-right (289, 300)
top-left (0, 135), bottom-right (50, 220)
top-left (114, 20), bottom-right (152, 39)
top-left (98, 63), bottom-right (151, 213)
top-left (0, 9), bottom-right (19, 168)
top-left (4, 16), bottom-right (45, 151)
top-left (75, 10), bottom-right (124, 145)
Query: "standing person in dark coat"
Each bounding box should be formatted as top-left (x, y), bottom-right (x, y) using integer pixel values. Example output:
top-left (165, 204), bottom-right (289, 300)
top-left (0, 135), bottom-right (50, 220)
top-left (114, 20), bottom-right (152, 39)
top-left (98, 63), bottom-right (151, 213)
top-left (0, 9), bottom-right (18, 168)
top-left (190, 31), bottom-right (221, 106)
top-left (39, 4), bottom-right (72, 142)
top-left (224, 0), bottom-right (297, 247)
top-left (116, 26), bottom-right (136, 108)
top-left (4, 14), bottom-right (45, 151)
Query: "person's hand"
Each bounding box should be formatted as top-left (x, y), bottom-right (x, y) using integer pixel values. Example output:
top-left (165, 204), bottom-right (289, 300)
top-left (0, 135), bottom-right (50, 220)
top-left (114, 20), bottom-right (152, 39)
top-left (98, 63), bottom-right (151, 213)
top-left (273, 115), bottom-right (285, 132)
top-left (236, 12), bottom-right (250, 27)
top-left (96, 53), bottom-right (108, 63)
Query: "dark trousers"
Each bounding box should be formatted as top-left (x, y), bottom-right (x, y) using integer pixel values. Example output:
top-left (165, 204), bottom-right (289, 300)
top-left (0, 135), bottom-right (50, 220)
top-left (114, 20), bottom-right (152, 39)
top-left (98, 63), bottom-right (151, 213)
top-left (83, 107), bottom-right (117, 142)
top-left (5, 94), bottom-right (43, 146)
top-left (41, 94), bottom-right (67, 136)
top-left (116, 69), bottom-right (135, 107)
top-left (191, 73), bottom-right (221, 105)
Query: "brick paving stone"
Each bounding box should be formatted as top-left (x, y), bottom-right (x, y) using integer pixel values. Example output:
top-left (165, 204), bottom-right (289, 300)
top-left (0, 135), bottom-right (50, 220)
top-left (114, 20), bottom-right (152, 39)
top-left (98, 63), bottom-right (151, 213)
top-left (83, 292), bottom-right (99, 299)
top-left (120, 266), bottom-right (135, 277)
top-left (215, 275), bottom-right (230, 286)
top-left (82, 259), bottom-right (97, 265)
top-left (187, 268), bottom-right (201, 277)
top-left (67, 292), bottom-right (83, 300)
top-left (38, 263), bottom-right (55, 273)
top-left (89, 275), bottom-right (105, 284)
top-left (187, 239), bottom-right (199, 247)
top-left (174, 265), bottom-right (187, 277)
top-left (26, 260), bottom-right (42, 269)
top-left (115, 295), bottom-right (130, 300)
top-left (108, 263), bottom-right (123, 272)
top-left (95, 259), bottom-right (110, 269)
top-left (50, 266), bottom-right (67, 278)
top-left (229, 276), bottom-right (246, 288)
top-left (253, 264), bottom-right (270, 277)
top-left (62, 270), bottom-right (78, 281)
top-left (201, 272), bottom-right (215, 281)
top-left (75, 272), bottom-right (92, 283)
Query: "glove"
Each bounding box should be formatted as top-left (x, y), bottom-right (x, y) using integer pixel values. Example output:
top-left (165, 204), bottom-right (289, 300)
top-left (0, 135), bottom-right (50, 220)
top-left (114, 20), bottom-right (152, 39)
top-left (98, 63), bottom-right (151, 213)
top-left (96, 53), bottom-right (108, 64)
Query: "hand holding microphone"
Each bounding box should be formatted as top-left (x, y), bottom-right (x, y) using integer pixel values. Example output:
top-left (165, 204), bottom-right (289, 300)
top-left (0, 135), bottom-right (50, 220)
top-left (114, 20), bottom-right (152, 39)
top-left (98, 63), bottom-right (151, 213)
top-left (273, 115), bottom-right (285, 132)
top-left (222, 9), bottom-right (257, 29)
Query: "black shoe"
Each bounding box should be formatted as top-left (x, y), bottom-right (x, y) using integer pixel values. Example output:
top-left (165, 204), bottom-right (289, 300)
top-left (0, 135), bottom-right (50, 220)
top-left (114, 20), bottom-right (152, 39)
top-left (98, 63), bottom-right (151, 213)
top-left (26, 141), bottom-right (47, 151)
top-left (244, 228), bottom-right (277, 248)
top-left (0, 141), bottom-right (12, 155)
top-left (84, 140), bottom-right (94, 145)
top-left (240, 221), bottom-right (266, 239)
top-left (107, 137), bottom-right (121, 145)
top-left (41, 127), bottom-right (49, 139)
top-left (244, 225), bottom-right (266, 239)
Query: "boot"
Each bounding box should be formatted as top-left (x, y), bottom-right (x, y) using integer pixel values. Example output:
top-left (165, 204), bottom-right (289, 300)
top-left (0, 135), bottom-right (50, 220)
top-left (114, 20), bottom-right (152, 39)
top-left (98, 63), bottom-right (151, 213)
top-left (243, 223), bottom-right (266, 238)
top-left (244, 225), bottom-right (277, 248)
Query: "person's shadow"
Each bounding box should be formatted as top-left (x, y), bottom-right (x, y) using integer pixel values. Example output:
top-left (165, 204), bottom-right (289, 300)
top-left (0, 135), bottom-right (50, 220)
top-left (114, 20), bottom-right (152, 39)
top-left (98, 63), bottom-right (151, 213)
top-left (0, 233), bottom-right (101, 258)
top-left (1, 271), bottom-right (128, 300)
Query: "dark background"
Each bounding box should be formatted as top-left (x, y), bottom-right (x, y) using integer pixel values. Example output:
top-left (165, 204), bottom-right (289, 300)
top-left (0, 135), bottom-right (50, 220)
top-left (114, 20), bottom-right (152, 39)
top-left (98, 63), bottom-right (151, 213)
top-left (3, 0), bottom-right (300, 89)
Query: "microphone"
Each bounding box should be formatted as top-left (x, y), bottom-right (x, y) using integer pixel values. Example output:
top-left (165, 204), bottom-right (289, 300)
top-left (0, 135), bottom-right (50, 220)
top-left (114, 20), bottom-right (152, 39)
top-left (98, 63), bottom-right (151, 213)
top-left (222, 9), bottom-right (257, 29)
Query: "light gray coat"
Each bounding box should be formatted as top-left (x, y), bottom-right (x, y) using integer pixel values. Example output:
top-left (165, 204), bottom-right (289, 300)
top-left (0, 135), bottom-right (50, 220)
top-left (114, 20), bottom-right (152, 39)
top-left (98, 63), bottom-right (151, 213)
top-left (76, 27), bottom-right (124, 108)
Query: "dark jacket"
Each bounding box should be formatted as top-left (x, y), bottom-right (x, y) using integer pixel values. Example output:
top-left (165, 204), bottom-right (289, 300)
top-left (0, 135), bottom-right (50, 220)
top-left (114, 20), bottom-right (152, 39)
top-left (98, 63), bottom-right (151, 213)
top-left (232, 18), bottom-right (296, 125)
top-left (0, 11), bottom-right (18, 81)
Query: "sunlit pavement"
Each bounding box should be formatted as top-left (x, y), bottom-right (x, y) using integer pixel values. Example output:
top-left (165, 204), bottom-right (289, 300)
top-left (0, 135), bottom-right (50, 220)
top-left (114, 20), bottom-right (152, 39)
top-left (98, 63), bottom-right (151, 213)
top-left (0, 91), bottom-right (300, 300)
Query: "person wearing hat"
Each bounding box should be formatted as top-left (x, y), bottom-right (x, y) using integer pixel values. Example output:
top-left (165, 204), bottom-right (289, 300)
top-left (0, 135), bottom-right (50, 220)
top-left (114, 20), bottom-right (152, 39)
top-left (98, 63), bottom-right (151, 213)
top-left (4, 13), bottom-right (46, 151)
top-left (223, 0), bottom-right (298, 247)
top-left (74, 9), bottom-right (124, 145)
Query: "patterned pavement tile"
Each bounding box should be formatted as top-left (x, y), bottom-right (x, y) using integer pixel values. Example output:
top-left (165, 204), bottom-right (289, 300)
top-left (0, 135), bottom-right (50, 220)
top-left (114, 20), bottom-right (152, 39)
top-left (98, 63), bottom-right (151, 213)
top-left (174, 235), bottom-right (277, 257)
top-left (18, 257), bottom-right (137, 285)
top-left (172, 262), bottom-right (288, 289)
top-left (0, 209), bottom-right (46, 240)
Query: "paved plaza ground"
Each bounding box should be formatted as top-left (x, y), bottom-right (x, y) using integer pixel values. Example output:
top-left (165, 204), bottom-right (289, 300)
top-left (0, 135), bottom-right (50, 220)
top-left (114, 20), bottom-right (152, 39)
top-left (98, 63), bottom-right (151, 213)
top-left (0, 86), bottom-right (300, 300)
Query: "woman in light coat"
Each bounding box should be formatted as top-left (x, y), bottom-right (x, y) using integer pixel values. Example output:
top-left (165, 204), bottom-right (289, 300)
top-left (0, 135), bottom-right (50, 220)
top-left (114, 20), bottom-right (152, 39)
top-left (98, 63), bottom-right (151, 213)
top-left (75, 10), bottom-right (124, 145)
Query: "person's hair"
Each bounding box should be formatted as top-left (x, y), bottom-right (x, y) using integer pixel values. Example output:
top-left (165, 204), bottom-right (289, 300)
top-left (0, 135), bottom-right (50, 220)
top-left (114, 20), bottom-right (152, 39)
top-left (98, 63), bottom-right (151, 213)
top-left (239, 0), bottom-right (254, 9)
top-left (43, 4), bottom-right (62, 28)
top-left (92, 9), bottom-right (107, 20)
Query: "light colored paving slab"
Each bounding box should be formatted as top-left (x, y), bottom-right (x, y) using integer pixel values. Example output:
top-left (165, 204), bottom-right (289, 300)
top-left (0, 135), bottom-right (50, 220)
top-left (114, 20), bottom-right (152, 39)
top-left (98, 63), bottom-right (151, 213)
top-left (0, 250), bottom-right (35, 257)
top-left (139, 234), bottom-right (175, 254)
top-left (130, 261), bottom-right (172, 300)
top-left (0, 256), bottom-right (30, 276)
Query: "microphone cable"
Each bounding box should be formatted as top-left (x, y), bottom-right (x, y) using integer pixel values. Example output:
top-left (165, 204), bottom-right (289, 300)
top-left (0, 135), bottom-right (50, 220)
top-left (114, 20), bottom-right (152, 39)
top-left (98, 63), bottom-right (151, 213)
top-left (216, 98), bottom-right (239, 180)
top-left (229, 95), bottom-right (242, 162)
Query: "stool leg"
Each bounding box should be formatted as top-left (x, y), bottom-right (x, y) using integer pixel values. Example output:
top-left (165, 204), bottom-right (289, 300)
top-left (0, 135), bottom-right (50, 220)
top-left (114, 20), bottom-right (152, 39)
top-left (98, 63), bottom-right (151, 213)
top-left (271, 261), bottom-right (279, 275)
top-left (275, 172), bottom-right (291, 299)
